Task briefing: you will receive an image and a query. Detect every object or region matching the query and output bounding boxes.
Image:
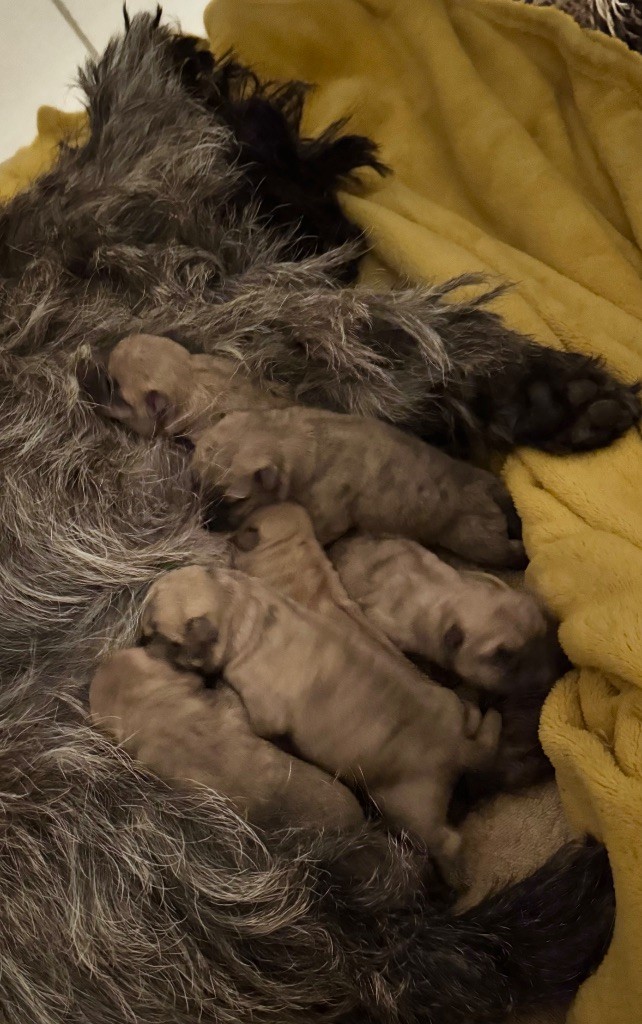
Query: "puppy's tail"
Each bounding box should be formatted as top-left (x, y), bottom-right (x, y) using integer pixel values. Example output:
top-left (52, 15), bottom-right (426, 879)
top-left (407, 838), bottom-right (613, 1022)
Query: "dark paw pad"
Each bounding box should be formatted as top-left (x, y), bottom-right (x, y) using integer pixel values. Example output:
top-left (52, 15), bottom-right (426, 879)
top-left (483, 348), bottom-right (640, 454)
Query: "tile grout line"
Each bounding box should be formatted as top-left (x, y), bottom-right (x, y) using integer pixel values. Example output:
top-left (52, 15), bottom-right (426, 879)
top-left (48, 0), bottom-right (99, 59)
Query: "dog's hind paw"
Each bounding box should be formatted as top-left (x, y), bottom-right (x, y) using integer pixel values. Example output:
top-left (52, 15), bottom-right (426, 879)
top-left (481, 347), bottom-right (640, 454)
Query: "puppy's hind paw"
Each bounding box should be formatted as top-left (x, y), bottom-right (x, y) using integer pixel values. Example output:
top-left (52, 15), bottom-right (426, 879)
top-left (464, 708), bottom-right (502, 770)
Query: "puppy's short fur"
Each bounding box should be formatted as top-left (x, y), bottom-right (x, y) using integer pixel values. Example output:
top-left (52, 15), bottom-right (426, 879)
top-left (101, 333), bottom-right (288, 439)
top-left (142, 565), bottom-right (501, 866)
top-left (192, 407), bottom-right (526, 567)
top-left (231, 503), bottom-right (394, 648)
top-left (232, 504), bottom-right (500, 791)
top-left (89, 646), bottom-right (363, 830)
top-left (330, 535), bottom-right (565, 694)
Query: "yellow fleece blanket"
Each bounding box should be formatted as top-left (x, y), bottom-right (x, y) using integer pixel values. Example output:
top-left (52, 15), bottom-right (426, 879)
top-left (1, 2), bottom-right (641, 1020)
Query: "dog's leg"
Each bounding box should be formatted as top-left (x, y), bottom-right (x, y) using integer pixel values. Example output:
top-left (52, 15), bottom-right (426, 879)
top-left (361, 294), bottom-right (641, 454)
top-left (206, 274), bottom-right (639, 455)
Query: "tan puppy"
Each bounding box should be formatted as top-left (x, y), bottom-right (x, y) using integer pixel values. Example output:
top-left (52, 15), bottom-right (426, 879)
top-left (141, 565), bottom-right (502, 867)
top-left (99, 334), bottom-right (288, 440)
top-left (191, 407), bottom-right (525, 568)
top-left (232, 503), bottom-right (491, 771)
top-left (89, 646), bottom-right (364, 830)
top-left (330, 535), bottom-right (565, 694)
top-left (231, 502), bottom-right (394, 649)
top-left (94, 338), bottom-right (523, 567)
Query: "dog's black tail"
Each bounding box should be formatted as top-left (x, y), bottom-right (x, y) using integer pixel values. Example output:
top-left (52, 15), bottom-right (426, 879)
top-left (403, 839), bottom-right (613, 1022)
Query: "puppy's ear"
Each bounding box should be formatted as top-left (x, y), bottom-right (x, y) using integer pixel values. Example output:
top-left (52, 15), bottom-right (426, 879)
top-left (257, 464), bottom-right (279, 492)
top-left (223, 458), bottom-right (280, 501)
top-left (224, 463), bottom-right (280, 502)
top-left (233, 525), bottom-right (260, 552)
top-left (145, 389), bottom-right (172, 423)
top-left (224, 474), bottom-right (253, 501)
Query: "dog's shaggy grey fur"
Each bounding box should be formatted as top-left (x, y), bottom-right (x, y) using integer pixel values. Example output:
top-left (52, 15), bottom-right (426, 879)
top-left (528, 0), bottom-right (642, 50)
top-left (0, 13), bottom-right (624, 1023)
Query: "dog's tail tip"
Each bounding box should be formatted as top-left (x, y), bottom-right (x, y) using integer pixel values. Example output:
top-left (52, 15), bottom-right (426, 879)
top-left (416, 838), bottom-right (614, 1023)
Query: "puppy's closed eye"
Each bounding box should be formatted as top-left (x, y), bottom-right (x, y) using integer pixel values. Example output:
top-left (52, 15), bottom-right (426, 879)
top-left (257, 465), bottom-right (279, 491)
top-left (224, 464), bottom-right (280, 502)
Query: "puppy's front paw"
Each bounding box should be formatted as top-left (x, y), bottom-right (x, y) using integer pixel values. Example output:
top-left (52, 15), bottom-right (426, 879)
top-left (142, 566), bottom-right (222, 672)
top-left (440, 498), bottom-right (526, 568)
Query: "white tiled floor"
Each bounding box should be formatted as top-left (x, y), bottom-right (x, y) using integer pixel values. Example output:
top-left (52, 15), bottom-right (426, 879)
top-left (0, 1), bottom-right (208, 163)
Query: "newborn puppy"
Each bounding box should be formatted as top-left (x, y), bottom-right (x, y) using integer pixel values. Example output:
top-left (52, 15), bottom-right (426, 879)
top-left (192, 407), bottom-right (525, 568)
top-left (85, 333), bottom-right (288, 440)
top-left (89, 646), bottom-right (364, 831)
top-left (231, 502), bottom-right (395, 649)
top-left (330, 535), bottom-right (565, 694)
top-left (142, 565), bottom-right (502, 867)
top-left (233, 504), bottom-right (488, 773)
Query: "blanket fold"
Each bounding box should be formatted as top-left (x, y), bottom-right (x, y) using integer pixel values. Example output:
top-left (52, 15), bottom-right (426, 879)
top-left (1, 1), bottom-right (640, 1020)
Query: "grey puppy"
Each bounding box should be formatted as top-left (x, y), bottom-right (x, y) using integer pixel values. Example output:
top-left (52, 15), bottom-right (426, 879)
top-left (232, 502), bottom-right (485, 739)
top-left (192, 407), bottom-right (526, 567)
top-left (141, 564), bottom-right (501, 867)
top-left (89, 646), bottom-right (363, 831)
top-left (330, 535), bottom-right (564, 693)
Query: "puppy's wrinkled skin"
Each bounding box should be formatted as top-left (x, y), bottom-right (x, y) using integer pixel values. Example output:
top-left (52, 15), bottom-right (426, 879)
top-left (90, 646), bottom-right (363, 830)
top-left (233, 503), bottom-right (485, 763)
top-left (99, 333), bottom-right (289, 440)
top-left (231, 503), bottom-right (395, 649)
top-left (142, 564), bottom-right (501, 866)
top-left (330, 535), bottom-right (565, 693)
top-left (193, 407), bottom-right (526, 567)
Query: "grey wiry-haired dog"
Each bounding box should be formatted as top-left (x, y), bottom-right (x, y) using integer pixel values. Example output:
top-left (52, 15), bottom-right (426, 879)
top-left (0, 10), bottom-right (629, 1024)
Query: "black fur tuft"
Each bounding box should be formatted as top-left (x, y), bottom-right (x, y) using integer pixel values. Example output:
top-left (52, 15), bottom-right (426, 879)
top-left (168, 35), bottom-right (387, 279)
